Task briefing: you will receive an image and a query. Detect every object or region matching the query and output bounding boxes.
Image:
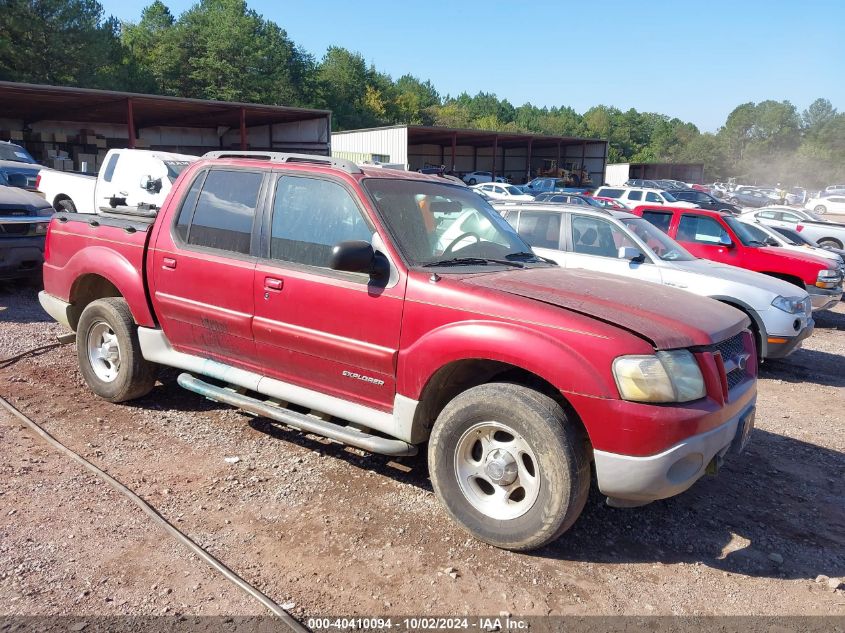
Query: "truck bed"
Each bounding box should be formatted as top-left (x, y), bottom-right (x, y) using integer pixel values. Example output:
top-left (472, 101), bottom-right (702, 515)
top-left (43, 212), bottom-right (156, 326)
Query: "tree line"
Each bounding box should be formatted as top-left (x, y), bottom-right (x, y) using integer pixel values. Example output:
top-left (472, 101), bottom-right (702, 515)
top-left (1, 0), bottom-right (842, 187)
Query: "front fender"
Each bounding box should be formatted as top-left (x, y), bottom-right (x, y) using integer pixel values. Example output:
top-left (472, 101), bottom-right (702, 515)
top-left (397, 319), bottom-right (618, 401)
top-left (57, 245), bottom-right (155, 327)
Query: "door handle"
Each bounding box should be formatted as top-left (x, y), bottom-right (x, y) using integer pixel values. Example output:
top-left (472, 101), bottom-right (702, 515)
top-left (264, 277), bottom-right (284, 291)
top-left (162, 257), bottom-right (177, 270)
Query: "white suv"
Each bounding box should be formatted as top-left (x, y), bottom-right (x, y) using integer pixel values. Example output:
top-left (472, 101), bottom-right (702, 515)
top-left (496, 203), bottom-right (814, 360)
top-left (593, 186), bottom-right (698, 209)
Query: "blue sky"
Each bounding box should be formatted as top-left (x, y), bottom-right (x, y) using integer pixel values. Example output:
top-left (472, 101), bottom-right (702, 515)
top-left (99, 0), bottom-right (844, 132)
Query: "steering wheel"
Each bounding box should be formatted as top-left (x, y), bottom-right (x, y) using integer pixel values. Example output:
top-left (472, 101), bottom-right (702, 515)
top-left (443, 231), bottom-right (481, 255)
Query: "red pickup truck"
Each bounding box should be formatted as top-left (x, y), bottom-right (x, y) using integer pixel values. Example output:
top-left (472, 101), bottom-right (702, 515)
top-left (39, 152), bottom-right (757, 551)
top-left (632, 205), bottom-right (843, 312)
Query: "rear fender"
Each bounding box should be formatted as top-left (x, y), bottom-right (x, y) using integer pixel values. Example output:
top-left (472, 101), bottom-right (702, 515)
top-left (62, 246), bottom-right (155, 327)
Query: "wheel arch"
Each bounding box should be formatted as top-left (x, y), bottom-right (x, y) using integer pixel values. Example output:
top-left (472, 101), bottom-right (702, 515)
top-left (62, 247), bottom-right (156, 330)
top-left (52, 193), bottom-right (74, 211)
top-left (400, 322), bottom-right (619, 444)
top-left (711, 296), bottom-right (766, 358)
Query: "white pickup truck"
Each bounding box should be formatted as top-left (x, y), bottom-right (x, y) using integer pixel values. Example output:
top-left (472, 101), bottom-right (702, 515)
top-left (37, 149), bottom-right (197, 214)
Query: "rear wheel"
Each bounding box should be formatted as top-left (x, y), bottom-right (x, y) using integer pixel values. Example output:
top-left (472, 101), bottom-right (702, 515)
top-left (76, 298), bottom-right (157, 402)
top-left (814, 205), bottom-right (827, 214)
top-left (56, 198), bottom-right (77, 213)
top-left (468, 178), bottom-right (477, 185)
top-left (428, 383), bottom-right (590, 551)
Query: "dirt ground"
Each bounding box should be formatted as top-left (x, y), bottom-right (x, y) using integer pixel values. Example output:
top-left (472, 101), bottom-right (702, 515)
top-left (1, 282), bottom-right (843, 619)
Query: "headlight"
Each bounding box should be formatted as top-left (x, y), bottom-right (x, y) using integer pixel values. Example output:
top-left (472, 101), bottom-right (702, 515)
top-left (816, 269), bottom-right (842, 289)
top-left (612, 350), bottom-right (706, 403)
top-left (771, 295), bottom-right (808, 314)
top-left (34, 222), bottom-right (49, 235)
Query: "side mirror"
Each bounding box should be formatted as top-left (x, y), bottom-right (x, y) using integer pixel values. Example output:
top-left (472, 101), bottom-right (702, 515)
top-left (618, 246), bottom-right (645, 262)
top-left (765, 238), bottom-right (779, 247)
top-left (719, 234), bottom-right (734, 248)
top-left (330, 240), bottom-right (389, 280)
top-left (140, 175), bottom-right (162, 193)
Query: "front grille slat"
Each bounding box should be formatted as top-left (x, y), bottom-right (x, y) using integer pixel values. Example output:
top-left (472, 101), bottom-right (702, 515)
top-left (714, 332), bottom-right (748, 393)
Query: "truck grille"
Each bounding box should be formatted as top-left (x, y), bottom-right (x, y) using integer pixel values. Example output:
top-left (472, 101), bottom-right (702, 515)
top-left (714, 332), bottom-right (749, 391)
top-left (0, 222), bottom-right (31, 235)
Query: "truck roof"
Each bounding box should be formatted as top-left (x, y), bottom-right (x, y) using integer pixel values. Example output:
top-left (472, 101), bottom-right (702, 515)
top-left (198, 151), bottom-right (447, 184)
top-left (632, 205), bottom-right (730, 219)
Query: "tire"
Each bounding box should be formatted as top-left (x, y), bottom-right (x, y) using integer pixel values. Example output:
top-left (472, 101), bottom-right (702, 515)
top-left (730, 197), bottom-right (740, 205)
top-left (56, 198), bottom-right (77, 213)
top-left (468, 178), bottom-right (477, 185)
top-left (814, 205), bottom-right (827, 215)
top-left (76, 297), bottom-right (157, 402)
top-left (817, 238), bottom-right (842, 250)
top-left (427, 383), bottom-right (590, 551)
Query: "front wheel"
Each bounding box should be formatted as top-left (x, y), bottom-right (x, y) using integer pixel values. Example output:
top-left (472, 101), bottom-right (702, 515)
top-left (817, 238), bottom-right (842, 250)
top-left (77, 298), bottom-right (157, 402)
top-left (428, 383), bottom-right (590, 551)
top-left (468, 178), bottom-right (477, 185)
top-left (814, 205), bottom-right (827, 215)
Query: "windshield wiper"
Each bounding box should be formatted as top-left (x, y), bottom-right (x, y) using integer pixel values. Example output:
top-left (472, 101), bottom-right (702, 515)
top-left (747, 240), bottom-right (766, 247)
top-left (422, 257), bottom-right (524, 268)
top-left (505, 251), bottom-right (555, 264)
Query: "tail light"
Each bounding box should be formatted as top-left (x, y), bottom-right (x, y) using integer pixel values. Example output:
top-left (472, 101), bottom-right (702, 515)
top-left (44, 220), bottom-right (52, 262)
top-left (796, 224), bottom-right (804, 232)
top-left (35, 173), bottom-right (41, 190)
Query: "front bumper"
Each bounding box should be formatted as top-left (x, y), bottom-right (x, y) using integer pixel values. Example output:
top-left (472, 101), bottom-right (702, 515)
top-left (0, 236), bottom-right (44, 280)
top-left (764, 318), bottom-right (814, 359)
top-left (593, 396), bottom-right (757, 505)
top-left (806, 284), bottom-right (843, 311)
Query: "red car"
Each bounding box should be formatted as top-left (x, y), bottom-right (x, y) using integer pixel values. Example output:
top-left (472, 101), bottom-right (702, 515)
top-left (39, 152), bottom-right (757, 550)
top-left (631, 205), bottom-right (843, 311)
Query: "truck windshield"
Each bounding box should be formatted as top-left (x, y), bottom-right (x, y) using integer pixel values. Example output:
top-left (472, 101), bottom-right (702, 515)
top-left (164, 161), bottom-right (193, 182)
top-left (0, 144), bottom-right (36, 164)
top-left (620, 217), bottom-right (696, 262)
top-left (364, 178), bottom-right (543, 267)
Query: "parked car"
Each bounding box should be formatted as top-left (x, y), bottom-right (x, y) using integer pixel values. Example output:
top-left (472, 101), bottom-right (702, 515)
top-left (0, 184), bottom-right (53, 280)
top-left (0, 140), bottom-right (41, 191)
top-left (824, 184), bottom-right (845, 193)
top-left (37, 149), bottom-right (197, 213)
top-left (521, 177), bottom-right (571, 196)
top-left (769, 225), bottom-right (845, 264)
top-left (728, 188), bottom-right (777, 208)
top-left (670, 189), bottom-right (740, 214)
top-left (806, 195), bottom-right (845, 215)
top-left (532, 192), bottom-right (604, 207)
top-left (632, 205), bottom-right (843, 311)
top-left (736, 219), bottom-right (845, 272)
top-left (624, 179), bottom-right (662, 188)
top-left (593, 186), bottom-right (698, 209)
top-left (496, 203), bottom-right (813, 360)
top-left (470, 182), bottom-right (534, 201)
top-left (592, 196), bottom-right (630, 211)
top-left (38, 150), bottom-right (758, 551)
top-left (461, 171), bottom-right (507, 185)
top-left (742, 207), bottom-right (845, 250)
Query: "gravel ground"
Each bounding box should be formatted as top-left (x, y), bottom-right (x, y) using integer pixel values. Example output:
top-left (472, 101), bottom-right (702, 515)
top-left (1, 281), bottom-right (843, 619)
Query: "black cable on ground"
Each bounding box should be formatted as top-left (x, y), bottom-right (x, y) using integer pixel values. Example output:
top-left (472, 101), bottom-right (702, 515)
top-left (0, 347), bottom-right (308, 631)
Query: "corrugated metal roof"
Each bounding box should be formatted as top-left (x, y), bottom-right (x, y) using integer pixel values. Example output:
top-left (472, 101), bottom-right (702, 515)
top-left (333, 124), bottom-right (606, 148)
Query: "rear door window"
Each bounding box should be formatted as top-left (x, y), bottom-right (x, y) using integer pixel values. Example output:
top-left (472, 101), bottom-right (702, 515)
top-left (642, 211), bottom-right (673, 234)
top-left (677, 214), bottom-right (728, 244)
top-left (516, 212), bottom-right (561, 249)
top-left (598, 188), bottom-right (624, 199)
top-left (181, 169), bottom-right (263, 255)
top-left (627, 191), bottom-right (643, 202)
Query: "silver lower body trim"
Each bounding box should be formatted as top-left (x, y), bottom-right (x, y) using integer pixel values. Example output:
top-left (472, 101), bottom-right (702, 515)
top-left (137, 328), bottom-right (420, 443)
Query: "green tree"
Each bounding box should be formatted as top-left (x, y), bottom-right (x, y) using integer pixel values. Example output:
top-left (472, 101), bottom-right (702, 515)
top-left (0, 0), bottom-right (141, 90)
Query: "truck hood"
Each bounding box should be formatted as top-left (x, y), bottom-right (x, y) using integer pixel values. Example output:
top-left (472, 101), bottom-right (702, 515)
top-left (462, 267), bottom-right (747, 350)
top-left (754, 245), bottom-right (836, 271)
top-left (0, 185), bottom-right (53, 215)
